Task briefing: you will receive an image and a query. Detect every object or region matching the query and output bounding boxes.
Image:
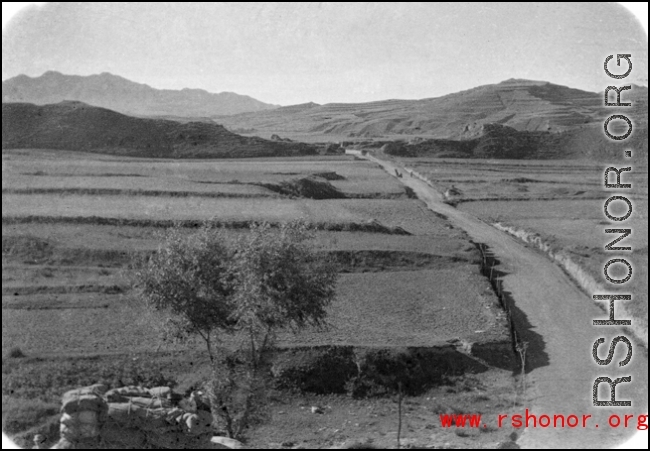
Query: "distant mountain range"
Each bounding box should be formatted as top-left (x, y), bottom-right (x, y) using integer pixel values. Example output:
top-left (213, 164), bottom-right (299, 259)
top-left (215, 79), bottom-right (648, 140)
top-left (1, 101), bottom-right (319, 158)
top-left (2, 73), bottom-right (647, 160)
top-left (1, 71), bottom-right (278, 117)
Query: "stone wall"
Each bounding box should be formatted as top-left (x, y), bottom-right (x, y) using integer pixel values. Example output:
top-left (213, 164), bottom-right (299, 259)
top-left (50, 384), bottom-right (221, 449)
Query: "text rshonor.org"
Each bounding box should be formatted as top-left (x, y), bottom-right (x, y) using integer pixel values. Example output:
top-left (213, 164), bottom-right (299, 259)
top-left (437, 411), bottom-right (648, 430)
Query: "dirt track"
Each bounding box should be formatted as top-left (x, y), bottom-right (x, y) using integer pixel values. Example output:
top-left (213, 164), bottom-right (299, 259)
top-left (358, 152), bottom-right (648, 449)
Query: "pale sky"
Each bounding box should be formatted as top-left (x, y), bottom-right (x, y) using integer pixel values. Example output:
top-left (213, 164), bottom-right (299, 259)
top-left (1, 2), bottom-right (648, 105)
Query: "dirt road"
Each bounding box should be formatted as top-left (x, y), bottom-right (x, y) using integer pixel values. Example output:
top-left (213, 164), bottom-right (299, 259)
top-left (357, 152), bottom-right (648, 449)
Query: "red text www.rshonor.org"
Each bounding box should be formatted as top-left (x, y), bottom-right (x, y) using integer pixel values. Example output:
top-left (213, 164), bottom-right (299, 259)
top-left (438, 410), bottom-right (648, 430)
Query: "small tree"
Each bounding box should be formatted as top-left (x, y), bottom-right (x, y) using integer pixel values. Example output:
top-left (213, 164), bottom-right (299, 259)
top-left (133, 220), bottom-right (338, 438)
top-left (133, 224), bottom-right (237, 362)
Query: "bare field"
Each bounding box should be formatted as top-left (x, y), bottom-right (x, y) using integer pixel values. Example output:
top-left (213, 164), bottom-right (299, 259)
top-left (282, 268), bottom-right (508, 348)
top-left (402, 158), bottom-right (648, 203)
top-left (2, 149), bottom-right (515, 444)
top-left (2, 193), bottom-right (460, 236)
top-left (3, 148), bottom-right (406, 197)
top-left (3, 195), bottom-right (444, 232)
top-left (2, 174), bottom-right (276, 196)
top-left (459, 200), bottom-right (648, 250)
top-left (2, 265), bottom-right (123, 291)
top-left (2, 224), bottom-right (475, 259)
top-left (2, 266), bottom-right (507, 355)
top-left (458, 198), bottom-right (648, 333)
top-left (2, 148), bottom-right (500, 357)
top-left (394, 156), bottom-right (650, 340)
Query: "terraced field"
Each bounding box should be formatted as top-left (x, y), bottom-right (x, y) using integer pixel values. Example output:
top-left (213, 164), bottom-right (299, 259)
top-left (3, 149), bottom-right (406, 196)
top-left (2, 148), bottom-right (519, 445)
top-left (403, 158), bottom-right (607, 203)
top-left (401, 156), bottom-right (649, 345)
top-left (3, 149), bottom-right (507, 354)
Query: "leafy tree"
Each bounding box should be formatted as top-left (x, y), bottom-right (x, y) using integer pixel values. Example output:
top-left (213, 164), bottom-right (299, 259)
top-left (132, 220), bottom-right (338, 437)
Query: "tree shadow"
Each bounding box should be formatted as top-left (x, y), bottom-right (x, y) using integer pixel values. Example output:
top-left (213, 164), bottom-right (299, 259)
top-left (475, 243), bottom-right (550, 374)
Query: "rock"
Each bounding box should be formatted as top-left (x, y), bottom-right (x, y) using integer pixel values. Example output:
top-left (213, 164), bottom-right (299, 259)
top-left (61, 388), bottom-right (108, 415)
top-left (183, 412), bottom-right (199, 432)
top-left (127, 396), bottom-right (171, 409)
top-left (60, 412), bottom-right (101, 440)
top-left (59, 386), bottom-right (108, 444)
top-left (167, 407), bottom-right (186, 424)
top-left (106, 402), bottom-right (169, 431)
top-left (77, 410), bottom-right (98, 424)
top-left (211, 436), bottom-right (245, 449)
top-left (88, 383), bottom-right (109, 395)
top-left (105, 385), bottom-right (151, 402)
top-left (57, 384), bottom-right (216, 449)
top-left (148, 386), bottom-right (172, 399)
top-left (179, 397), bottom-right (198, 413)
top-left (32, 434), bottom-right (46, 449)
top-left (311, 406), bottom-right (324, 414)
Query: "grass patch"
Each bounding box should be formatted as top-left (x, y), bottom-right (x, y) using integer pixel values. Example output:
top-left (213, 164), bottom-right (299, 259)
top-left (312, 171), bottom-right (346, 181)
top-left (3, 284), bottom-right (126, 296)
top-left (2, 396), bottom-right (59, 435)
top-left (2, 216), bottom-right (411, 235)
top-left (2, 187), bottom-right (277, 198)
top-left (2, 351), bottom-right (203, 401)
top-left (1, 351), bottom-right (208, 442)
top-left (6, 347), bottom-right (26, 359)
top-left (256, 177), bottom-right (347, 199)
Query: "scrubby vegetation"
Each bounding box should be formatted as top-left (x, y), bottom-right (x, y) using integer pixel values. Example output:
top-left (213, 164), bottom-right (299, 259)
top-left (132, 221), bottom-right (339, 438)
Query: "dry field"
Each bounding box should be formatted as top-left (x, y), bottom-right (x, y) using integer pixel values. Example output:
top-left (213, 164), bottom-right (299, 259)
top-left (2, 149), bottom-right (502, 354)
top-left (2, 148), bottom-right (406, 196)
top-left (404, 158), bottom-right (608, 202)
top-left (2, 148), bottom-right (517, 446)
top-left (402, 157), bottom-right (649, 340)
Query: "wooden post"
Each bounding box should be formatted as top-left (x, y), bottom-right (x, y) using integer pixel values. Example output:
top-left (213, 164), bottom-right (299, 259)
top-left (397, 382), bottom-right (403, 450)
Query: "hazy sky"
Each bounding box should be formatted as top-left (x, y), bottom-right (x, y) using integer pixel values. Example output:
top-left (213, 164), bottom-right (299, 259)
top-left (2, 2), bottom-right (648, 105)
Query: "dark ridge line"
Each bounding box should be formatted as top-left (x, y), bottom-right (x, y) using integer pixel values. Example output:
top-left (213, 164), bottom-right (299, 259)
top-left (19, 172), bottom-right (150, 178)
top-left (410, 161), bottom-right (649, 174)
top-left (451, 195), bottom-right (605, 205)
top-left (2, 188), bottom-right (279, 199)
top-left (1, 303), bottom-right (112, 311)
top-left (410, 165), bottom-right (606, 174)
top-left (407, 161), bottom-right (606, 170)
top-left (2, 188), bottom-right (406, 200)
top-left (3, 249), bottom-right (470, 271)
top-left (1, 216), bottom-right (412, 235)
top-left (3, 284), bottom-right (125, 296)
top-left (429, 178), bottom-right (602, 186)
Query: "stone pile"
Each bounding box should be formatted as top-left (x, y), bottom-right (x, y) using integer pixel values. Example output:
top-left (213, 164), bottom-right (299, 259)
top-left (51, 384), bottom-right (221, 449)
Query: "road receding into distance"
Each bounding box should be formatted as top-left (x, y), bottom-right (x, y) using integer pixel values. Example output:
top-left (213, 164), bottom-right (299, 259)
top-left (355, 151), bottom-right (648, 449)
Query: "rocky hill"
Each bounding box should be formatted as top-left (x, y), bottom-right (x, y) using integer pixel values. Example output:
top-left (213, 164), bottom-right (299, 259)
top-left (215, 79), bottom-right (648, 141)
top-left (1, 101), bottom-right (318, 158)
top-left (2, 71), bottom-right (277, 117)
top-left (376, 123), bottom-right (648, 160)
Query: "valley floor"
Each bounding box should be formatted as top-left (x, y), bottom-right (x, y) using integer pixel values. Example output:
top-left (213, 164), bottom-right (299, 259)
top-left (3, 149), bottom-right (516, 448)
